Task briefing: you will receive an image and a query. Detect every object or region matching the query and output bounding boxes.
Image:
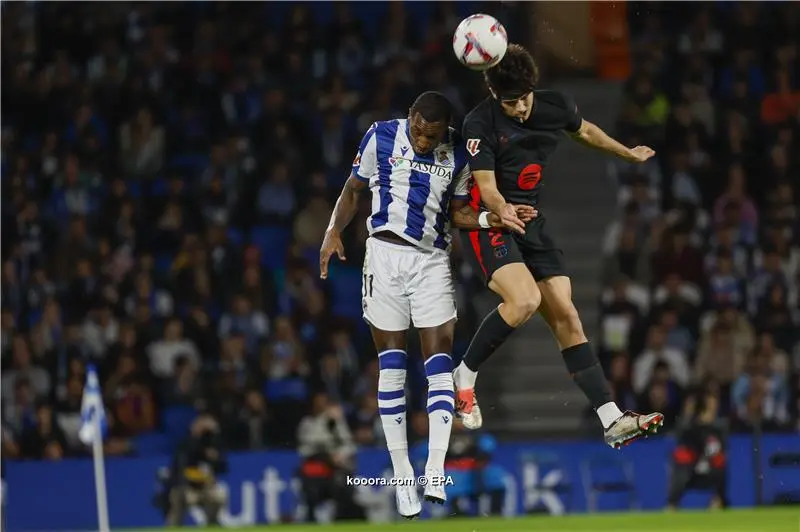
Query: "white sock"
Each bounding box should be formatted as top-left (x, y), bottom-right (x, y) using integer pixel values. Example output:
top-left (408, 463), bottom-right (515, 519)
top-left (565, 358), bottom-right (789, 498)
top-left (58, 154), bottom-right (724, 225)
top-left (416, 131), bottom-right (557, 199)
top-left (389, 449), bottom-right (414, 479)
top-left (454, 362), bottom-right (478, 389)
top-left (425, 353), bottom-right (455, 472)
top-left (427, 450), bottom-right (447, 473)
top-left (597, 401), bottom-right (625, 429)
top-left (378, 349), bottom-right (414, 478)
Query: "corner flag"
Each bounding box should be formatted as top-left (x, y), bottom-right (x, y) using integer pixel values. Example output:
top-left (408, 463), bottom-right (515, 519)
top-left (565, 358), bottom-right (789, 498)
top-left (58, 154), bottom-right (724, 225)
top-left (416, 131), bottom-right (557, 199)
top-left (79, 364), bottom-right (110, 532)
top-left (79, 364), bottom-right (107, 445)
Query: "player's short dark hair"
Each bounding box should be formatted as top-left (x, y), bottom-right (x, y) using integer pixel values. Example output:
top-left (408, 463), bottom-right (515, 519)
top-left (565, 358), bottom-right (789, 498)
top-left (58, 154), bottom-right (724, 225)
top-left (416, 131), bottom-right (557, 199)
top-left (409, 91), bottom-right (452, 124)
top-left (484, 43), bottom-right (540, 100)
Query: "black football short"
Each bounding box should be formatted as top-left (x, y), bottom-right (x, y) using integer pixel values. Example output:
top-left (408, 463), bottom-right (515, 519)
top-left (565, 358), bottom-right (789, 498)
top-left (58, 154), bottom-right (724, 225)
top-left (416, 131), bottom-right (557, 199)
top-left (462, 216), bottom-right (567, 283)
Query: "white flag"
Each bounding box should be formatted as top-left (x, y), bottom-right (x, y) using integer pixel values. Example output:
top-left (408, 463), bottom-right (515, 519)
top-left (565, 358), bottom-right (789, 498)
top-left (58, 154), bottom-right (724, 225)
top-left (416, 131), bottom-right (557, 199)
top-left (78, 364), bottom-right (107, 445)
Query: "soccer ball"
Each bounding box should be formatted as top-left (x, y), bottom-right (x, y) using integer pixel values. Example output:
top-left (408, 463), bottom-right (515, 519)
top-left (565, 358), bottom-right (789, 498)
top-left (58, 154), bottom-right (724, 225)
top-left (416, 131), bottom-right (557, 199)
top-left (452, 14), bottom-right (508, 71)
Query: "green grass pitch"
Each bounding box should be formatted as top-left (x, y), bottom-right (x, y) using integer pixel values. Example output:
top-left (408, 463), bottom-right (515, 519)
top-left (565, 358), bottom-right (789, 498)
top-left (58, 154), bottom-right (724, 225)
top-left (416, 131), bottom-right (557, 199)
top-left (139, 508), bottom-right (799, 532)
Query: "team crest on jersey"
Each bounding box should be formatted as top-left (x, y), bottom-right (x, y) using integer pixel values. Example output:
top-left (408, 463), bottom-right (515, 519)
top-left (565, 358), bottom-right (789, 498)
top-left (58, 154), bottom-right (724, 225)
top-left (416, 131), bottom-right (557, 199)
top-left (466, 139), bottom-right (481, 156)
top-left (436, 149), bottom-right (450, 165)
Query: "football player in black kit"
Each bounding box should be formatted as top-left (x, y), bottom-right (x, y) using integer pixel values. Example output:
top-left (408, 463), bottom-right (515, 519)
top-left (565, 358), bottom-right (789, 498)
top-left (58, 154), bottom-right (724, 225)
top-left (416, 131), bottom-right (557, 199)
top-left (452, 44), bottom-right (663, 449)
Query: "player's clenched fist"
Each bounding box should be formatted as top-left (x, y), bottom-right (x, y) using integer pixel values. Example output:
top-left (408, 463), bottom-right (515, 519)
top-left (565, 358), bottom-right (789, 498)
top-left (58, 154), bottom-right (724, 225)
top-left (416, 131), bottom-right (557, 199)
top-left (626, 145), bottom-right (656, 163)
top-left (319, 230), bottom-right (345, 280)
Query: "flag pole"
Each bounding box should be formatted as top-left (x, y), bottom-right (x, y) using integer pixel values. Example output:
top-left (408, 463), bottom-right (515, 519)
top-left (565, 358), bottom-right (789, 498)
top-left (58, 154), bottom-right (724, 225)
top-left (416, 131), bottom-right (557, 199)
top-left (91, 409), bottom-right (110, 532)
top-left (81, 365), bottom-right (110, 532)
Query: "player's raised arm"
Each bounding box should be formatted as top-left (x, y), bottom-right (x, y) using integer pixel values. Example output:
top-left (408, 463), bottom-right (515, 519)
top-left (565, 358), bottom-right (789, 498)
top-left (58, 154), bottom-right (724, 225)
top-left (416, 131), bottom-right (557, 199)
top-left (320, 125), bottom-right (375, 279)
top-left (570, 119), bottom-right (655, 163)
top-left (562, 96), bottom-right (655, 163)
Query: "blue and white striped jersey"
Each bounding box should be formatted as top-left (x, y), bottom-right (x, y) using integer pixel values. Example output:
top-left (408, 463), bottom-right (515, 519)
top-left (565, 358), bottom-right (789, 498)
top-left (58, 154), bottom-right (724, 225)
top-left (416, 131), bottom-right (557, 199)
top-left (352, 119), bottom-right (471, 252)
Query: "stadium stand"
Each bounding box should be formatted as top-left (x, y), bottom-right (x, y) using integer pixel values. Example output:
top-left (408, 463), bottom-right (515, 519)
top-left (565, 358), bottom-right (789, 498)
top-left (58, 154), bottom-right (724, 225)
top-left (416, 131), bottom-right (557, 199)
top-left (2, 1), bottom-right (797, 466)
top-left (0, 1), bottom-right (517, 459)
top-left (598, 2), bottom-right (799, 434)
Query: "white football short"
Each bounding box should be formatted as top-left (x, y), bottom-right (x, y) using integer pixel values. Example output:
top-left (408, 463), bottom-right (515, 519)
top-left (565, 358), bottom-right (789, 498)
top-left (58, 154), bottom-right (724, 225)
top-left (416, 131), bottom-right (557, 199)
top-left (362, 237), bottom-right (457, 331)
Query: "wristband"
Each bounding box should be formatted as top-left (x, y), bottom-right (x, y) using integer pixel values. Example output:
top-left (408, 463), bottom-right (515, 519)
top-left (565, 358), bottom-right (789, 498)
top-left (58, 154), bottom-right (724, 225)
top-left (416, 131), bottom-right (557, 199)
top-left (478, 211), bottom-right (491, 229)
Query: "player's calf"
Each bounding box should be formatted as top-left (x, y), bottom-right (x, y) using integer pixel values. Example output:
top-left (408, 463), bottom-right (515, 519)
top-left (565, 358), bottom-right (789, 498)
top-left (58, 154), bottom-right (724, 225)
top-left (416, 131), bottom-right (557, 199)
top-left (377, 348), bottom-right (422, 518)
top-left (377, 349), bottom-right (415, 479)
top-left (561, 341), bottom-right (664, 448)
top-left (546, 306), bottom-right (586, 349)
top-left (424, 353), bottom-right (455, 503)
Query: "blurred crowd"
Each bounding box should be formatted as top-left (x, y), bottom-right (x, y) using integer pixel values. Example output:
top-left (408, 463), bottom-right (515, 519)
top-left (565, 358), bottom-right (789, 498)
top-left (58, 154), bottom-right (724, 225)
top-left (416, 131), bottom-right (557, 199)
top-left (599, 2), bottom-right (800, 433)
top-left (0, 2), bottom-right (524, 461)
top-left (5, 1), bottom-right (797, 466)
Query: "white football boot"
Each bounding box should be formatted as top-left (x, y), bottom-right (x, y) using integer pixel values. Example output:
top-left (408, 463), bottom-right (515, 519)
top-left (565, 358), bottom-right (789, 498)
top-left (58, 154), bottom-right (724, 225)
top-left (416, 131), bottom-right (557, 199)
top-left (395, 481), bottom-right (421, 519)
top-left (453, 366), bottom-right (483, 430)
top-left (422, 468), bottom-right (447, 505)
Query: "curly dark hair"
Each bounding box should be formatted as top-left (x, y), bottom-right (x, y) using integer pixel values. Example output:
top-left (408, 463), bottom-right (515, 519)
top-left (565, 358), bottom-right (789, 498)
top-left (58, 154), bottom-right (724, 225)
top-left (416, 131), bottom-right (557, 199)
top-left (484, 43), bottom-right (540, 100)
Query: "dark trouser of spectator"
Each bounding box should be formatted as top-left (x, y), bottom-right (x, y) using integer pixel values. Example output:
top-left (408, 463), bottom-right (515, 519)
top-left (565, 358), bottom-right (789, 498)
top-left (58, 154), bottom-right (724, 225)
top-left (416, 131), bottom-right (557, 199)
top-left (331, 469), bottom-right (366, 521)
top-left (451, 490), bottom-right (504, 517)
top-left (301, 475), bottom-right (335, 522)
top-left (475, 466), bottom-right (505, 515)
top-left (667, 465), bottom-right (725, 509)
top-left (166, 482), bottom-right (226, 526)
top-left (300, 470), bottom-right (365, 522)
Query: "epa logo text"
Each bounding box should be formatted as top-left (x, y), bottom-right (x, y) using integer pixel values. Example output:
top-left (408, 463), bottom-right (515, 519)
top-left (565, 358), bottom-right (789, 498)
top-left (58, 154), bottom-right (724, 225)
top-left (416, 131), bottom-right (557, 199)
top-left (424, 475), bottom-right (455, 487)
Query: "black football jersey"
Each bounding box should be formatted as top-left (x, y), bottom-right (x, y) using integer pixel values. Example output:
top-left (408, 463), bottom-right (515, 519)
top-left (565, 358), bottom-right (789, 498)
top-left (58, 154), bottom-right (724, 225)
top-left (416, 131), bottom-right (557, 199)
top-left (462, 90), bottom-right (582, 206)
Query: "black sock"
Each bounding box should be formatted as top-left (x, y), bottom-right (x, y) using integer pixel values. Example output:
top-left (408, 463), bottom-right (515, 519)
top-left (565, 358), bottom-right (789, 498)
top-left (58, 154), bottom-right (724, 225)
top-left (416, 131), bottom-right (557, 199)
top-left (462, 308), bottom-right (516, 371)
top-left (562, 342), bottom-right (613, 409)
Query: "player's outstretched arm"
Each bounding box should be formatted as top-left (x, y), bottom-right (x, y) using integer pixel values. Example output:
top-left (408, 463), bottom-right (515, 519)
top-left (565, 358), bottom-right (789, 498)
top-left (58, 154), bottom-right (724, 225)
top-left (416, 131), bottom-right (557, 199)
top-left (449, 198), bottom-right (537, 232)
top-left (569, 119), bottom-right (656, 163)
top-left (320, 175), bottom-right (367, 279)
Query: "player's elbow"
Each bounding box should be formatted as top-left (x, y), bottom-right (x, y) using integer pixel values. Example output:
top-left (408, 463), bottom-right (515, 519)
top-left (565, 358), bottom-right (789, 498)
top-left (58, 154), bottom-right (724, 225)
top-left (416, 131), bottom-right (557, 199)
top-left (570, 120), bottom-right (593, 141)
top-left (573, 119), bottom-right (595, 141)
top-left (344, 175), bottom-right (368, 196)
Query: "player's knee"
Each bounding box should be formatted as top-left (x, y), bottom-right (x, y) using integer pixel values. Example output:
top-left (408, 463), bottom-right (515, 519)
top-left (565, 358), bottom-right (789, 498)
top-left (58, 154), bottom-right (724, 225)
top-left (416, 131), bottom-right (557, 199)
top-left (506, 289), bottom-right (540, 321)
top-left (522, 291), bottom-right (542, 318)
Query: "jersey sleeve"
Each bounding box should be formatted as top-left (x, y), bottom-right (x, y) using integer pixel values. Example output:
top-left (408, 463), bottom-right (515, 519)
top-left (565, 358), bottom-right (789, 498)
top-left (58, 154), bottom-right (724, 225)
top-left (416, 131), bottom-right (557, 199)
top-left (352, 122), bottom-right (378, 182)
top-left (452, 161), bottom-right (471, 200)
top-left (560, 93), bottom-right (583, 133)
top-left (462, 114), bottom-right (496, 172)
